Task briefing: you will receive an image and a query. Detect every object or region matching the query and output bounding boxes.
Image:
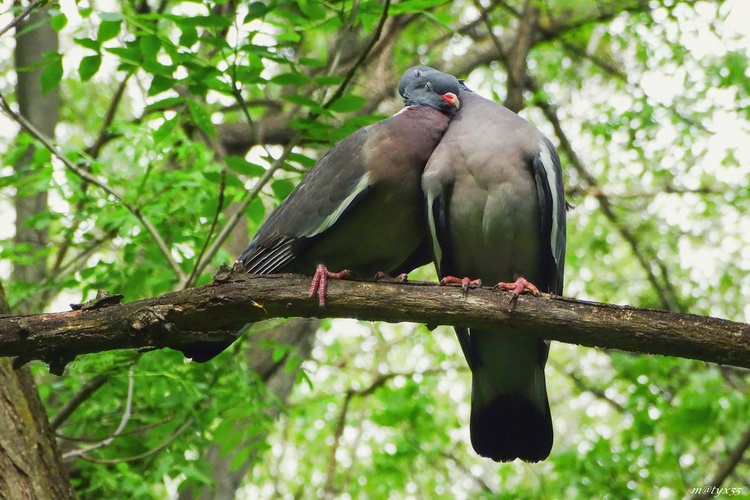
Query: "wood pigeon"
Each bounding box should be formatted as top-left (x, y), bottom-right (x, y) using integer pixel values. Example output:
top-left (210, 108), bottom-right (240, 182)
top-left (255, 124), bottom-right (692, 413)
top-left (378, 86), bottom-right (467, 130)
top-left (179, 69), bottom-right (461, 363)
top-left (399, 66), bottom-right (566, 462)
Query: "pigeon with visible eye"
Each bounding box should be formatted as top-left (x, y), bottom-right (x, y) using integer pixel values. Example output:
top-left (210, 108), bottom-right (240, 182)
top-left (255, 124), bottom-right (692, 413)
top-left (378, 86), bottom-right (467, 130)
top-left (399, 66), bottom-right (566, 463)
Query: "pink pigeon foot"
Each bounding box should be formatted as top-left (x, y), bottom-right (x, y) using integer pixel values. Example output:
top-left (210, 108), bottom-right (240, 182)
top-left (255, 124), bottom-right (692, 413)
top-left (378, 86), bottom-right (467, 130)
top-left (439, 275), bottom-right (482, 295)
top-left (310, 264), bottom-right (351, 307)
top-left (494, 276), bottom-right (540, 311)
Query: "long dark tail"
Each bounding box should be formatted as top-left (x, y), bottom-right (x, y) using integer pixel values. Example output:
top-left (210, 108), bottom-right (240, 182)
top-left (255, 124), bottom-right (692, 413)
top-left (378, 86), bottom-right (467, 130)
top-left (461, 327), bottom-right (553, 462)
top-left (177, 340), bottom-right (236, 363)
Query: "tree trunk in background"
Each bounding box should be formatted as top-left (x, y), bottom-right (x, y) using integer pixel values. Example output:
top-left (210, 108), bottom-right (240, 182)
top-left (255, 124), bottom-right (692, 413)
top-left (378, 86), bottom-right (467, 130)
top-left (13, 6), bottom-right (61, 312)
top-left (0, 8), bottom-right (74, 499)
top-left (0, 283), bottom-right (74, 498)
top-left (178, 318), bottom-right (319, 499)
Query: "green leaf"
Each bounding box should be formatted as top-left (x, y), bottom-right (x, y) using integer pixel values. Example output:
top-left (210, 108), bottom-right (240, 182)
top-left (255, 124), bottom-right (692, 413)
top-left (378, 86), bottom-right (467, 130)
top-left (327, 95), bottom-right (366, 113)
top-left (153, 116), bottom-right (178, 144)
top-left (179, 26), bottom-right (198, 47)
top-left (272, 346), bottom-right (287, 363)
top-left (297, 0), bottom-right (327, 20)
top-left (229, 446), bottom-right (252, 472)
top-left (271, 179), bottom-right (295, 200)
top-left (284, 354), bottom-right (302, 373)
top-left (32, 147), bottom-right (51, 166)
top-left (225, 156), bottom-right (265, 177)
top-left (188, 101), bottom-right (216, 137)
top-left (299, 57), bottom-right (326, 67)
top-left (97, 20), bottom-right (121, 42)
top-left (78, 55), bottom-right (101, 81)
top-left (148, 75), bottom-right (176, 96)
top-left (176, 15), bottom-right (231, 29)
top-left (142, 59), bottom-right (174, 77)
top-left (3, 142), bottom-right (30, 167)
top-left (282, 94), bottom-right (326, 114)
top-left (74, 37), bottom-right (100, 51)
top-left (246, 196), bottom-right (265, 225)
top-left (145, 96), bottom-right (184, 112)
top-left (314, 75), bottom-right (345, 85)
top-left (389, 0), bottom-right (451, 14)
top-left (287, 152), bottom-right (316, 168)
top-left (244, 2), bottom-right (271, 21)
top-left (275, 31), bottom-right (301, 43)
top-left (40, 55), bottom-right (63, 95)
top-left (105, 46), bottom-right (142, 65)
top-left (50, 12), bottom-right (68, 31)
top-left (139, 35), bottom-right (161, 59)
top-left (271, 72), bottom-right (310, 86)
top-left (99, 11), bottom-right (123, 22)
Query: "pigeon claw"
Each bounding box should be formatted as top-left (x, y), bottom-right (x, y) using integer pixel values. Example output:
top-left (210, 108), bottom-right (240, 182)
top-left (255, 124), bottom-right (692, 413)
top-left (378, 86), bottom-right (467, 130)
top-left (494, 276), bottom-right (540, 312)
top-left (373, 271), bottom-right (409, 283)
top-left (310, 265), bottom-right (351, 307)
top-left (439, 275), bottom-right (482, 296)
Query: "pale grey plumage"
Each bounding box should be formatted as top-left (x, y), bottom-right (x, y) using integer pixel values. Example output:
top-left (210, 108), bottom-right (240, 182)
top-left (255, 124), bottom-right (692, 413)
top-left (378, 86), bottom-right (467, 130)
top-left (401, 66), bottom-right (566, 462)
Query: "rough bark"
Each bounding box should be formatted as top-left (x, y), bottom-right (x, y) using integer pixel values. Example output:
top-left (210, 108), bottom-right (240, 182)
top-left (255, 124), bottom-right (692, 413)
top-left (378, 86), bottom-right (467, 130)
top-left (1, 272), bottom-right (748, 371)
top-left (0, 282), bottom-right (74, 499)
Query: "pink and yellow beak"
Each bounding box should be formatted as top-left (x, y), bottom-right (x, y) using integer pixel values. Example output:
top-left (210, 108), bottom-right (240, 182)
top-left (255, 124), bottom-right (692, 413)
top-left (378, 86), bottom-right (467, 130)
top-left (441, 92), bottom-right (460, 109)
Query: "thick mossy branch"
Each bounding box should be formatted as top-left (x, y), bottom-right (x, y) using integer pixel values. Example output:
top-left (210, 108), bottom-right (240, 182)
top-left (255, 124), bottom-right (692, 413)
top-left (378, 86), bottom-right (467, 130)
top-left (1, 271), bottom-right (749, 370)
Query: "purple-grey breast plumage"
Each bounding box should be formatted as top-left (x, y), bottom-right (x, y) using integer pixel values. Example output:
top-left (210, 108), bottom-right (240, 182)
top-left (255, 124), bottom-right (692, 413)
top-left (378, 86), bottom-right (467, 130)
top-left (179, 69), bottom-right (462, 362)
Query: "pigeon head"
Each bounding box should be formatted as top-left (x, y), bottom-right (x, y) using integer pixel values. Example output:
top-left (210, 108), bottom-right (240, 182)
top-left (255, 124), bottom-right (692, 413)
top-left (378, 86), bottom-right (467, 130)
top-left (398, 66), bottom-right (472, 99)
top-left (400, 66), bottom-right (461, 114)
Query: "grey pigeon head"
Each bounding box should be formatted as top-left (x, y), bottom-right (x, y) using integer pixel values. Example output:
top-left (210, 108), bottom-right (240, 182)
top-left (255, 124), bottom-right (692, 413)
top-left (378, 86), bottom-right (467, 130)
top-left (398, 66), bottom-right (469, 99)
top-left (399, 66), bottom-right (461, 115)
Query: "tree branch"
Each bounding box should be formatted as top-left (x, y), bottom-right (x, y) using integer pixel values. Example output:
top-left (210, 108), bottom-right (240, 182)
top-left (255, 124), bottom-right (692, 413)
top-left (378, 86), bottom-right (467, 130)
top-left (1, 272), bottom-right (748, 372)
top-left (0, 0), bottom-right (44, 38)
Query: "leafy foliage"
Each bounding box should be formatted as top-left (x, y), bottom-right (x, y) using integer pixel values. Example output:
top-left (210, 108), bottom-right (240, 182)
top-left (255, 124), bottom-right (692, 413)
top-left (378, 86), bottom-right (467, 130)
top-left (1, 0), bottom-right (749, 497)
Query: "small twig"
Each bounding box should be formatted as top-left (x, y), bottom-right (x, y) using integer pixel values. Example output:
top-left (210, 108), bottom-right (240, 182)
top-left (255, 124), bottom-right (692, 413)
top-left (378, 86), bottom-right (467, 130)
top-left (339, 402), bottom-right (366, 493)
top-left (0, 0), bottom-right (44, 38)
top-left (179, 140), bottom-right (298, 288)
top-left (563, 366), bottom-right (627, 413)
top-left (324, 392), bottom-right (353, 497)
top-left (0, 92), bottom-right (186, 282)
top-left (440, 449), bottom-right (495, 493)
top-left (319, 0), bottom-right (391, 112)
top-left (566, 185), bottom-right (725, 199)
top-left (184, 170), bottom-right (226, 288)
top-left (62, 365), bottom-right (135, 460)
top-left (692, 422), bottom-right (750, 499)
top-left (49, 375), bottom-right (109, 431)
top-left (86, 71), bottom-right (134, 158)
top-left (57, 412), bottom-right (175, 442)
top-left (78, 417), bottom-right (194, 464)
